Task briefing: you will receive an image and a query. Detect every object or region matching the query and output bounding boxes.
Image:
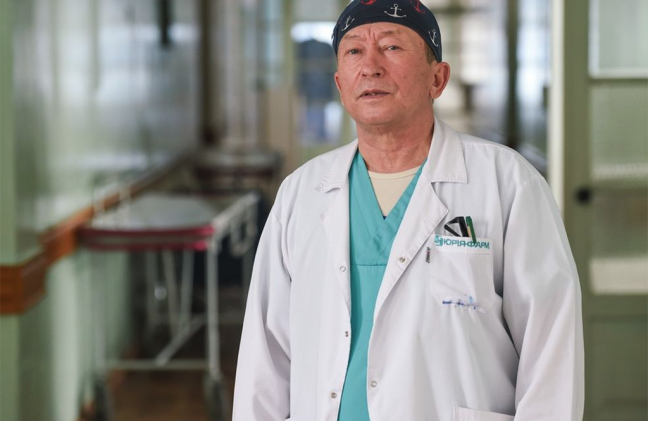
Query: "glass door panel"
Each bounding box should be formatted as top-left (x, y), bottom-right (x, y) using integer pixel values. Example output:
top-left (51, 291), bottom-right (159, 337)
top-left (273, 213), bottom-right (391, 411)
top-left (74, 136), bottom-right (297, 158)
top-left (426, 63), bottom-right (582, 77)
top-left (590, 0), bottom-right (648, 77)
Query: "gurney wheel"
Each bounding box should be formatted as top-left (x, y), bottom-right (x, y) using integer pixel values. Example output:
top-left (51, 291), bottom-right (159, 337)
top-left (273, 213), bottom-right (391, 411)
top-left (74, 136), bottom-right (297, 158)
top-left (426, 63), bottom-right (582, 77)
top-left (92, 378), bottom-right (114, 421)
top-left (204, 374), bottom-right (228, 421)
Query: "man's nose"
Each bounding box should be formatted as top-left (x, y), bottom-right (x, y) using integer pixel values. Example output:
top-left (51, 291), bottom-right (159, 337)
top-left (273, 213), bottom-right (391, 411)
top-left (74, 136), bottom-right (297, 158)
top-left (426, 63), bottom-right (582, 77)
top-left (360, 48), bottom-right (384, 77)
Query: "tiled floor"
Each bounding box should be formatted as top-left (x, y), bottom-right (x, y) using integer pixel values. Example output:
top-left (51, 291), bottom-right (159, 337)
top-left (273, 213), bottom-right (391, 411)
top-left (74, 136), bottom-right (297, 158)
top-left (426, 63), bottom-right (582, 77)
top-left (113, 287), bottom-right (244, 421)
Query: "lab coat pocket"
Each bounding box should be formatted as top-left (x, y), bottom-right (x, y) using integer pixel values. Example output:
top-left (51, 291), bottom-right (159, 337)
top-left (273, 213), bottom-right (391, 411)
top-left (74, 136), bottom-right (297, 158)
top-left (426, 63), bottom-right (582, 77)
top-left (453, 407), bottom-right (514, 421)
top-left (429, 234), bottom-right (495, 312)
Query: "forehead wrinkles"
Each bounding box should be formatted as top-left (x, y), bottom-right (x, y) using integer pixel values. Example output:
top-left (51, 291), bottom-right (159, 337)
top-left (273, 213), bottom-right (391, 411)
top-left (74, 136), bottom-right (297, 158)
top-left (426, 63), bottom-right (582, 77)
top-left (340, 26), bottom-right (407, 45)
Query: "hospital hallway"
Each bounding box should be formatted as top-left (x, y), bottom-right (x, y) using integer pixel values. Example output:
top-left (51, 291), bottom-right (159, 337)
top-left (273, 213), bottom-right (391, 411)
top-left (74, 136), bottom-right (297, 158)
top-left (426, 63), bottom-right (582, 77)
top-left (0, 0), bottom-right (646, 421)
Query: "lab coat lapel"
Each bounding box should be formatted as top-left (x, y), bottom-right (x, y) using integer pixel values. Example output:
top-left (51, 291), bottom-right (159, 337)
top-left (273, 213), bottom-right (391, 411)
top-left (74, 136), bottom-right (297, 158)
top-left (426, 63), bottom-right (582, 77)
top-left (374, 119), bottom-right (467, 319)
top-left (318, 141), bottom-right (358, 314)
top-left (373, 181), bottom-right (448, 317)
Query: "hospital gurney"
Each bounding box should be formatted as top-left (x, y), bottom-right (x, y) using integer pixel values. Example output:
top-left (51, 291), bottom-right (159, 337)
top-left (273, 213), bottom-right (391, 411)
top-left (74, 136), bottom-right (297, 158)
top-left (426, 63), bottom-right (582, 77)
top-left (80, 191), bottom-right (259, 421)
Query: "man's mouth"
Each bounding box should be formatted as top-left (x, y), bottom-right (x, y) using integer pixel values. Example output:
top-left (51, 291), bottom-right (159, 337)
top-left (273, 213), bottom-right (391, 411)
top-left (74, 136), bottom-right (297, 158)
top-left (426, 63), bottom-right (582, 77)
top-left (360, 90), bottom-right (389, 98)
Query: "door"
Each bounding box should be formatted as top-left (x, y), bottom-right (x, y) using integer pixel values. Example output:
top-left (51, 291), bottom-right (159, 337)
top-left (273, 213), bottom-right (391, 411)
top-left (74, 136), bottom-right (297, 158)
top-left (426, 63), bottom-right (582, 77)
top-left (551, 0), bottom-right (648, 420)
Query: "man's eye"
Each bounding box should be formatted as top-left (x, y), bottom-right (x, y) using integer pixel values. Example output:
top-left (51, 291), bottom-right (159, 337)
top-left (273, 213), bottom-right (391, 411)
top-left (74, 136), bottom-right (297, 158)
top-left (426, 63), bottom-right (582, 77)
top-left (347, 49), bottom-right (360, 55)
top-left (386, 45), bottom-right (400, 51)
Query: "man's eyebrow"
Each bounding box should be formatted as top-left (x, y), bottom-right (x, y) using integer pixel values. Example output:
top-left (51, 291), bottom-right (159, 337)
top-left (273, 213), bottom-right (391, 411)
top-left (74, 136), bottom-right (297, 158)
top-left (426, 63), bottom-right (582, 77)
top-left (342, 34), bottom-right (362, 41)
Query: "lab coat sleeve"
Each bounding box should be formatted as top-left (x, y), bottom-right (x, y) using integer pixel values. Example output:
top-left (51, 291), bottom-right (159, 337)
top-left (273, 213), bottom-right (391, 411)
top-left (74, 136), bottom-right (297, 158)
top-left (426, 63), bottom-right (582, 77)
top-left (502, 176), bottom-right (584, 420)
top-left (233, 209), bottom-right (291, 421)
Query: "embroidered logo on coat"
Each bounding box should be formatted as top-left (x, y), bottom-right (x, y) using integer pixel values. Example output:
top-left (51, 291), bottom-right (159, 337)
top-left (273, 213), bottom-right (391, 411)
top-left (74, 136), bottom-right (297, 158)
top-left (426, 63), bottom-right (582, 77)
top-left (434, 235), bottom-right (490, 250)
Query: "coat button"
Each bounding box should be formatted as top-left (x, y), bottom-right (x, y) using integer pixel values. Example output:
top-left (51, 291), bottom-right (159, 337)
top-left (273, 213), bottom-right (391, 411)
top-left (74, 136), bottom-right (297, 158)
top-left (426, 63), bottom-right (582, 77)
top-left (339, 266), bottom-right (346, 272)
top-left (399, 257), bottom-right (406, 263)
top-left (371, 381), bottom-right (378, 387)
top-left (330, 392), bottom-right (337, 399)
top-left (344, 331), bottom-right (349, 337)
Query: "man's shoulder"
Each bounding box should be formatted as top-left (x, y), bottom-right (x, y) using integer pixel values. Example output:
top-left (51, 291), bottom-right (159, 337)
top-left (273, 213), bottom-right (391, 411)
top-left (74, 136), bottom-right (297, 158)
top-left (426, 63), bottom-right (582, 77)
top-left (279, 141), bottom-right (356, 190)
top-left (272, 141), bottom-right (356, 215)
top-left (292, 141), bottom-right (356, 181)
top-left (457, 131), bottom-right (542, 185)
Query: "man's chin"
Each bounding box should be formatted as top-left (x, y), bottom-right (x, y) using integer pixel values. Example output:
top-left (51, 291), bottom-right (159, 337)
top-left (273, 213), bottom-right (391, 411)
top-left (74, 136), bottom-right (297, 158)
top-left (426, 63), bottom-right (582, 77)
top-left (352, 115), bottom-right (399, 129)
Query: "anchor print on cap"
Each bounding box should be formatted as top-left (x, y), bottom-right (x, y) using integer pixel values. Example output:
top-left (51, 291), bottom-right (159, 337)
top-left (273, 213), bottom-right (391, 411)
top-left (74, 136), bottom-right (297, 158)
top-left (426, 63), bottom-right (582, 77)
top-left (342, 16), bottom-right (355, 31)
top-left (385, 3), bottom-right (406, 18)
top-left (428, 29), bottom-right (439, 47)
top-left (410, 0), bottom-right (426, 13)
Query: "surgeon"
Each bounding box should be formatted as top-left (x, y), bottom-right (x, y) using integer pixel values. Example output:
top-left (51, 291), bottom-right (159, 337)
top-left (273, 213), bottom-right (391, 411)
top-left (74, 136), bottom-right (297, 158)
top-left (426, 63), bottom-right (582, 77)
top-left (233, 0), bottom-right (584, 420)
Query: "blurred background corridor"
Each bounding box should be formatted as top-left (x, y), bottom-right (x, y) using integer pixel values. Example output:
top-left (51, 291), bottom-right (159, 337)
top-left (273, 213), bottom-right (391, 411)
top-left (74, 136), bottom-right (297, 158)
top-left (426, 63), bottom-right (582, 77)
top-left (0, 0), bottom-right (646, 420)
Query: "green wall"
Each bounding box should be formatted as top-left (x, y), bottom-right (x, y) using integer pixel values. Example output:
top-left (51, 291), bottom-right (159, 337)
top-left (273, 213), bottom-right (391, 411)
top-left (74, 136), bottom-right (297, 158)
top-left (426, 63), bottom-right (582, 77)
top-left (0, 0), bottom-right (17, 265)
top-left (0, 318), bottom-right (20, 421)
top-left (18, 252), bottom-right (132, 421)
top-left (0, 0), bottom-right (200, 420)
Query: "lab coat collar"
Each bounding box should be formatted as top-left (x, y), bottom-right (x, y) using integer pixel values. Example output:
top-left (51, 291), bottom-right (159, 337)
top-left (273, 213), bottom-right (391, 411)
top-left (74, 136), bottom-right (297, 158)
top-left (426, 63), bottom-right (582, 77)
top-left (315, 141), bottom-right (358, 193)
top-left (423, 118), bottom-right (468, 185)
top-left (315, 117), bottom-right (467, 194)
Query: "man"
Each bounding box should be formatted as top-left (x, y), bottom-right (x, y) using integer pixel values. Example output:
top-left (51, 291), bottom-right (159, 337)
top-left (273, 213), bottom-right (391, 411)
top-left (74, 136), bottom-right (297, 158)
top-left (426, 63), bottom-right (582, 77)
top-left (233, 0), bottom-right (584, 420)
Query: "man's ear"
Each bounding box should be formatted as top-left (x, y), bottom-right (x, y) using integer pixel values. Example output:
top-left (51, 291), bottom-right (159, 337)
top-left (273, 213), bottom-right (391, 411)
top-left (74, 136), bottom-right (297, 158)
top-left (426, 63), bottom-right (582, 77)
top-left (334, 72), bottom-right (345, 107)
top-left (429, 62), bottom-right (451, 100)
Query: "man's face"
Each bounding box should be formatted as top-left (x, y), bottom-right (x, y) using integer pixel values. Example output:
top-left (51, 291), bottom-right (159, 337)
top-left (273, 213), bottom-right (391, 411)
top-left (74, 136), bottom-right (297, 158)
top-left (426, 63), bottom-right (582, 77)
top-left (334, 22), bottom-right (446, 131)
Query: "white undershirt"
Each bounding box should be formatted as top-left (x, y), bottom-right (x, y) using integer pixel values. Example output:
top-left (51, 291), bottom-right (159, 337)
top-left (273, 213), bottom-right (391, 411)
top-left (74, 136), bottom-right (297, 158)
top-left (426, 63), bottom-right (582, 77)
top-left (367, 166), bottom-right (421, 216)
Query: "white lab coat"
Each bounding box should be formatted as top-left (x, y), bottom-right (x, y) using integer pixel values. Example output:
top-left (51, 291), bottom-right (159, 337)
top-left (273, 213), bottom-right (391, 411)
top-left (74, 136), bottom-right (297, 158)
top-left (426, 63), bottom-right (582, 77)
top-left (233, 119), bottom-right (584, 421)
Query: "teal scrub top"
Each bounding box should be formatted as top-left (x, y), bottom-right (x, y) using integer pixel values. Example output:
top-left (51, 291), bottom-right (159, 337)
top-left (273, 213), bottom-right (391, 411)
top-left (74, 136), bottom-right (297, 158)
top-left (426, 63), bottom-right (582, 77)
top-left (338, 151), bottom-right (425, 421)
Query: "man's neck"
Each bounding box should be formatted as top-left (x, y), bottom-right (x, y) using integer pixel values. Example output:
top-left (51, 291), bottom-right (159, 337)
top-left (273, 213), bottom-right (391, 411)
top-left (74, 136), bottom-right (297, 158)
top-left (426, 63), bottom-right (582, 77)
top-left (357, 117), bottom-right (435, 173)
